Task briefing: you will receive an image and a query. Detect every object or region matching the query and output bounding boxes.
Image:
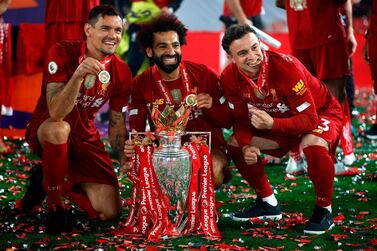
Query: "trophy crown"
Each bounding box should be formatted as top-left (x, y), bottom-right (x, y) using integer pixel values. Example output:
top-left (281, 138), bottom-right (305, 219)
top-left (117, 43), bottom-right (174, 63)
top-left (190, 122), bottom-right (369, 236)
top-left (148, 103), bottom-right (191, 135)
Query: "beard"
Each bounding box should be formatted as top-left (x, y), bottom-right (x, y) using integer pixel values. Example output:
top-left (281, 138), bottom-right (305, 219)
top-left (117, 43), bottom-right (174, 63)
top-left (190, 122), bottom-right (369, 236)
top-left (152, 53), bottom-right (182, 73)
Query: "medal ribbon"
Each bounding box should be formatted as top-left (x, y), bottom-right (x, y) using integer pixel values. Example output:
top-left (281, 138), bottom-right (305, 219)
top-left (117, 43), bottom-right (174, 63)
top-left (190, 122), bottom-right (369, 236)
top-left (78, 54), bottom-right (112, 67)
top-left (152, 62), bottom-right (194, 105)
top-left (238, 50), bottom-right (270, 98)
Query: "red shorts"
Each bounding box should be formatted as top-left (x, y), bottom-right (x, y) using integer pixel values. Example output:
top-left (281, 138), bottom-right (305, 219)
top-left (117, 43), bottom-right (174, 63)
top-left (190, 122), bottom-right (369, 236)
top-left (368, 34), bottom-right (377, 93)
top-left (252, 109), bottom-right (343, 157)
top-left (292, 38), bottom-right (350, 80)
top-left (25, 118), bottom-right (118, 190)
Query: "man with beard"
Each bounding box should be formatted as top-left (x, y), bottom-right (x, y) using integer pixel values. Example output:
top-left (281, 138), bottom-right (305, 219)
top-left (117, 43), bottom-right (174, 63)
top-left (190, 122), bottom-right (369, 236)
top-left (17, 5), bottom-right (133, 234)
top-left (124, 14), bottom-right (231, 188)
top-left (124, 0), bottom-right (183, 76)
top-left (220, 24), bottom-right (343, 234)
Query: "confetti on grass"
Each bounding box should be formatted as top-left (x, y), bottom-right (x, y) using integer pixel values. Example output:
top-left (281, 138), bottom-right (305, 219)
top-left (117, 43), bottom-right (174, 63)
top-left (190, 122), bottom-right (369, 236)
top-left (0, 89), bottom-right (376, 250)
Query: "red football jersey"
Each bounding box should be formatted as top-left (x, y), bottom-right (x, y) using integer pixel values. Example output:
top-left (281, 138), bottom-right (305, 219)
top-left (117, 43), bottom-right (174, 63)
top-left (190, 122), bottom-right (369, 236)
top-left (220, 50), bottom-right (342, 148)
top-left (285, 0), bottom-right (346, 49)
top-left (30, 41), bottom-right (132, 139)
top-left (44, 0), bottom-right (100, 54)
top-left (223, 0), bottom-right (263, 17)
top-left (45, 0), bottom-right (99, 23)
top-left (128, 61), bottom-right (231, 146)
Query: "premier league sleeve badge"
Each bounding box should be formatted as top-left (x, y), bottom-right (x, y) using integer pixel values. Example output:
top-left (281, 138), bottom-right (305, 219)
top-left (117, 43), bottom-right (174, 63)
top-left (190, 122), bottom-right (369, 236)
top-left (48, 61), bottom-right (58, 75)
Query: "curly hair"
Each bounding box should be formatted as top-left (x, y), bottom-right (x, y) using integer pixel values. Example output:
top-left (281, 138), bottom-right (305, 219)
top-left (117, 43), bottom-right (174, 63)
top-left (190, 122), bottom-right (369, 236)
top-left (137, 14), bottom-right (188, 50)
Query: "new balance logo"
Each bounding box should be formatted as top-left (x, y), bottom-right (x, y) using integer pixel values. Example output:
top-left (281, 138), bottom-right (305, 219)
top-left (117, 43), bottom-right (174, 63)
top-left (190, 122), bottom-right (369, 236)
top-left (91, 98), bottom-right (104, 108)
top-left (277, 103), bottom-right (289, 113)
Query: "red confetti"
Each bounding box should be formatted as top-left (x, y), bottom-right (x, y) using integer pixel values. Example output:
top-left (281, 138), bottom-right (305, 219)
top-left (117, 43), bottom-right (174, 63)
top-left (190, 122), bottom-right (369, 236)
top-left (15, 233), bottom-right (26, 239)
top-left (333, 214), bottom-right (345, 224)
top-left (296, 239), bottom-right (311, 244)
top-left (369, 153), bottom-right (377, 159)
top-left (359, 211), bottom-right (370, 215)
top-left (369, 238), bottom-right (377, 246)
top-left (284, 174), bottom-right (297, 180)
top-left (96, 239), bottom-right (108, 243)
top-left (331, 234), bottom-right (348, 241)
top-left (145, 246), bottom-right (159, 251)
top-left (213, 243), bottom-right (249, 250)
top-left (346, 243), bottom-right (362, 247)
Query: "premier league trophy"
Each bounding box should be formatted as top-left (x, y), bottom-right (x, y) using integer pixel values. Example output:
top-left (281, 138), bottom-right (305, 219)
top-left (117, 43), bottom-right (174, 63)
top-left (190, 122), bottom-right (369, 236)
top-left (148, 98), bottom-right (195, 233)
top-left (122, 94), bottom-right (221, 240)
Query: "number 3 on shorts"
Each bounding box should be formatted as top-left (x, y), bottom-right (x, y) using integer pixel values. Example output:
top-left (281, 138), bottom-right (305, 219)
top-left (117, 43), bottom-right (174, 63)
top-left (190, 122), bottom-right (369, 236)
top-left (317, 118), bottom-right (330, 132)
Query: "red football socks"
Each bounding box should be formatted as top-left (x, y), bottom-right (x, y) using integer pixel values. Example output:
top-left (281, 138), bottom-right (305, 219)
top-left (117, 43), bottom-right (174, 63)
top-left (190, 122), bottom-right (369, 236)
top-left (340, 98), bottom-right (355, 156)
top-left (303, 145), bottom-right (334, 207)
top-left (42, 142), bottom-right (68, 209)
top-left (68, 191), bottom-right (98, 219)
top-left (227, 145), bottom-right (273, 198)
top-left (289, 145), bottom-right (303, 161)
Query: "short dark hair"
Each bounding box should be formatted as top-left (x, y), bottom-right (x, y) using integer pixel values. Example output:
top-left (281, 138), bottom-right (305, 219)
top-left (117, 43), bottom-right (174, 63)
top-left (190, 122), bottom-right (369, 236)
top-left (221, 24), bottom-right (257, 53)
top-left (137, 14), bottom-right (188, 50)
top-left (88, 5), bottom-right (121, 26)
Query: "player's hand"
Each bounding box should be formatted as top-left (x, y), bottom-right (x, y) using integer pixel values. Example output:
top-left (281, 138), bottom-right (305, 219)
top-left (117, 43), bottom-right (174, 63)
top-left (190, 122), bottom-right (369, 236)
top-left (363, 42), bottom-right (369, 64)
top-left (240, 18), bottom-right (253, 27)
top-left (119, 155), bottom-right (132, 176)
top-left (196, 93), bottom-right (213, 109)
top-left (124, 139), bottom-right (135, 159)
top-left (75, 57), bottom-right (105, 78)
top-left (242, 145), bottom-right (261, 165)
top-left (249, 107), bottom-right (274, 129)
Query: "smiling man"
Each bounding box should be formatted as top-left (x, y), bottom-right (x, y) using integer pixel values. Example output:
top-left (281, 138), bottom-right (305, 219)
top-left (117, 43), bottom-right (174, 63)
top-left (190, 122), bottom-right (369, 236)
top-left (220, 24), bottom-right (343, 234)
top-left (125, 14), bottom-right (232, 189)
top-left (17, 5), bottom-right (132, 234)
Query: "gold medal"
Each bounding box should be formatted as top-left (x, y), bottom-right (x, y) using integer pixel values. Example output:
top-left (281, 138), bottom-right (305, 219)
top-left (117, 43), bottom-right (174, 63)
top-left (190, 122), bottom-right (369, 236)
top-left (98, 70), bottom-right (110, 84)
top-left (185, 94), bottom-right (197, 106)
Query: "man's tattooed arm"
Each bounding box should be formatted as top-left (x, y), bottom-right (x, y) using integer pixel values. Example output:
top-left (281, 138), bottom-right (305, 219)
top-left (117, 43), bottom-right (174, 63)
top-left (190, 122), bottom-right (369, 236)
top-left (108, 109), bottom-right (126, 162)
